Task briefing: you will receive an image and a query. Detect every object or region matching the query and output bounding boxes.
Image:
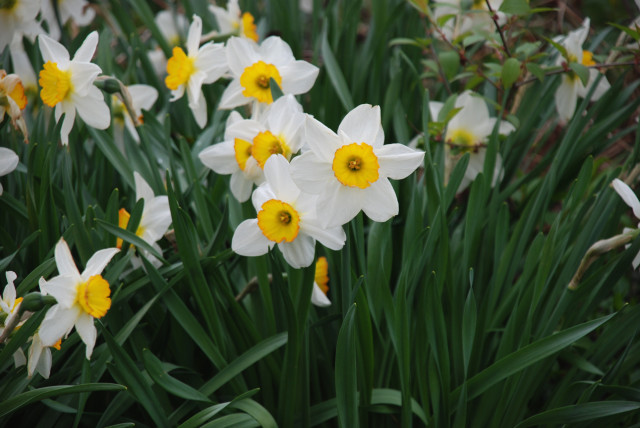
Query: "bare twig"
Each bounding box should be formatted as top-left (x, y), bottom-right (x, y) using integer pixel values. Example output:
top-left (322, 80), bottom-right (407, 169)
top-left (485, 0), bottom-right (511, 57)
top-left (235, 274), bottom-right (273, 302)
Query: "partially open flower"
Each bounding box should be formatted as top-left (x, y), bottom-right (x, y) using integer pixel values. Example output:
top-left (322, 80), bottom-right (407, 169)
top-left (0, 70), bottom-right (28, 142)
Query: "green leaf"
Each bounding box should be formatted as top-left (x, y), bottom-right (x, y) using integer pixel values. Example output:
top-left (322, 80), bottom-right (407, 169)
top-left (321, 25), bottom-right (355, 112)
top-left (0, 384), bottom-right (125, 419)
top-left (569, 62), bottom-right (590, 86)
top-left (609, 22), bottom-right (640, 42)
top-left (336, 304), bottom-right (358, 428)
top-left (502, 58), bottom-right (522, 89)
top-left (95, 219), bottom-right (165, 263)
top-left (229, 399), bottom-right (278, 428)
top-left (514, 401), bottom-right (640, 427)
top-left (270, 77), bottom-right (284, 102)
top-left (499, 0), bottom-right (530, 14)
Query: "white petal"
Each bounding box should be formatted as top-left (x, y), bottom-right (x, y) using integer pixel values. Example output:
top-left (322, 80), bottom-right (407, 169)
top-left (0, 147), bottom-right (19, 176)
top-left (267, 95), bottom-right (304, 142)
top-left (633, 250), bottom-right (640, 270)
top-left (338, 104), bottom-right (384, 148)
top-left (263, 155), bottom-right (299, 202)
top-left (195, 43), bottom-right (228, 83)
top-left (232, 219), bottom-right (274, 256)
top-left (74, 87), bottom-right (110, 130)
top-left (3, 271), bottom-right (17, 303)
top-left (449, 92), bottom-right (490, 138)
top-left (81, 247), bottom-right (120, 279)
top-left (555, 76), bottom-right (579, 123)
top-left (361, 178), bottom-right (398, 223)
top-left (289, 151), bottom-right (332, 194)
top-left (58, 103), bottom-right (76, 145)
top-left (230, 170), bottom-right (255, 202)
top-left (35, 347), bottom-right (52, 379)
top-left (38, 34), bottom-right (70, 68)
top-left (226, 37), bottom-right (259, 76)
top-left (429, 101), bottom-right (443, 122)
top-left (279, 61), bottom-right (319, 96)
top-left (278, 234), bottom-right (315, 268)
top-left (301, 221), bottom-right (346, 251)
top-left (27, 335), bottom-right (44, 377)
top-left (199, 141), bottom-right (239, 175)
top-left (68, 61), bottom-right (102, 96)
top-left (75, 313), bottom-right (97, 359)
top-left (134, 171), bottom-right (155, 203)
top-left (13, 347), bottom-right (26, 368)
top-left (578, 69), bottom-right (610, 100)
top-left (210, 5), bottom-right (235, 34)
top-left (310, 283), bottom-right (331, 307)
top-left (612, 179), bottom-right (640, 219)
top-left (40, 274), bottom-right (78, 308)
top-left (219, 79), bottom-right (248, 109)
top-left (260, 36), bottom-right (295, 67)
top-left (252, 184), bottom-right (277, 211)
top-left (187, 15), bottom-right (203, 56)
top-left (38, 304), bottom-right (80, 346)
top-left (304, 115), bottom-right (342, 162)
top-left (55, 238), bottom-right (81, 278)
top-left (128, 84), bottom-right (159, 112)
top-left (376, 144), bottom-right (424, 180)
top-left (317, 182), bottom-right (364, 227)
top-left (72, 31), bottom-right (99, 62)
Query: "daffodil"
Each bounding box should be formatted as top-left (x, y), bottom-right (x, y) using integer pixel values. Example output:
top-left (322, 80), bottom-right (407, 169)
top-left (199, 94), bottom-right (305, 202)
top-left (165, 14), bottom-right (228, 128)
top-left (38, 239), bottom-right (119, 359)
top-left (554, 18), bottom-right (611, 123)
top-left (0, 0), bottom-right (41, 51)
top-left (0, 70), bottom-right (28, 142)
top-left (430, 91), bottom-right (515, 193)
top-left (232, 155), bottom-right (346, 269)
top-left (38, 31), bottom-right (110, 145)
top-left (0, 147), bottom-right (19, 195)
top-left (0, 271), bottom-right (22, 337)
top-left (26, 332), bottom-right (61, 378)
top-left (147, 11), bottom-right (189, 78)
top-left (40, 0), bottom-right (96, 41)
top-left (219, 36), bottom-right (319, 109)
top-left (209, 0), bottom-right (259, 41)
top-left (112, 84), bottom-right (158, 143)
top-left (290, 104), bottom-right (425, 227)
top-left (311, 256), bottom-right (331, 307)
top-left (612, 178), bottom-right (640, 269)
top-left (117, 172), bottom-right (172, 268)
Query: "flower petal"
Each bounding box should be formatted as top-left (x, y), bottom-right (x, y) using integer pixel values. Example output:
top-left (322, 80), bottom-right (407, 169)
top-left (361, 178), bottom-right (398, 223)
top-left (74, 87), bottom-right (110, 130)
top-left (82, 247), bottom-right (120, 279)
top-left (75, 313), bottom-right (97, 359)
top-left (316, 182), bottom-right (364, 227)
top-left (38, 34), bottom-right (70, 68)
top-left (72, 31), bottom-right (98, 63)
top-left (232, 219), bottom-right (274, 256)
top-left (612, 178), bottom-right (640, 219)
top-left (338, 104), bottom-right (384, 148)
top-left (260, 36), bottom-right (295, 67)
top-left (555, 75), bottom-right (579, 123)
top-left (0, 147), bottom-right (19, 176)
top-left (279, 60), bottom-right (319, 96)
top-left (134, 171), bottom-right (155, 203)
top-left (376, 144), bottom-right (424, 180)
top-left (187, 15), bottom-right (203, 56)
top-left (278, 234), bottom-right (315, 268)
top-left (230, 170), bottom-right (255, 202)
top-left (301, 221), bottom-right (346, 251)
top-left (226, 36), bottom-right (259, 76)
top-left (219, 79), bottom-right (248, 109)
top-left (58, 102), bottom-right (76, 145)
top-left (38, 304), bottom-right (79, 347)
top-left (195, 43), bottom-right (228, 83)
top-left (199, 141), bottom-right (239, 174)
top-left (263, 155), bottom-right (300, 202)
top-left (310, 283), bottom-right (331, 307)
top-left (304, 115), bottom-right (342, 162)
top-left (40, 274), bottom-right (78, 308)
top-left (55, 238), bottom-right (81, 278)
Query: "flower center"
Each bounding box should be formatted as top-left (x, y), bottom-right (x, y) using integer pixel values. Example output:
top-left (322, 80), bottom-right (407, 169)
top-left (240, 61), bottom-right (283, 104)
top-left (76, 275), bottom-right (111, 319)
top-left (581, 50), bottom-right (595, 66)
top-left (251, 130), bottom-right (290, 168)
top-left (332, 142), bottom-right (380, 189)
top-left (241, 12), bottom-right (259, 42)
top-left (257, 199), bottom-right (301, 243)
top-left (314, 256), bottom-right (329, 295)
top-left (165, 47), bottom-right (196, 90)
top-left (39, 62), bottom-right (72, 107)
top-left (447, 128), bottom-right (477, 152)
top-left (234, 138), bottom-right (253, 171)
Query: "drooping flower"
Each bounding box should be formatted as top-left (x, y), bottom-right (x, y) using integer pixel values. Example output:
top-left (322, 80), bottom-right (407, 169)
top-left (0, 0), bottom-right (41, 51)
top-left (0, 70), bottom-right (29, 142)
top-left (199, 94), bottom-right (305, 202)
top-left (311, 256), bottom-right (331, 307)
top-left (554, 18), bottom-right (611, 123)
top-left (612, 178), bottom-right (640, 269)
top-left (165, 14), bottom-right (228, 128)
top-left (38, 239), bottom-right (119, 359)
top-left (209, 0), bottom-right (259, 41)
top-left (290, 104), bottom-right (425, 227)
top-left (219, 36), bottom-right (318, 109)
top-left (117, 172), bottom-right (172, 268)
top-left (232, 155), bottom-right (346, 269)
top-left (430, 91), bottom-right (515, 192)
top-left (112, 84), bottom-right (158, 143)
top-left (38, 31), bottom-right (110, 145)
top-left (0, 147), bottom-right (19, 195)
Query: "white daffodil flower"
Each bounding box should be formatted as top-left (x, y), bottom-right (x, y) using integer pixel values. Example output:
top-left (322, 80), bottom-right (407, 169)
top-left (26, 332), bottom-right (60, 378)
top-left (310, 256), bottom-right (331, 307)
top-left (165, 14), bottom-right (228, 128)
top-left (554, 18), bottom-right (611, 123)
top-left (209, 0), bottom-right (259, 41)
top-left (430, 91), bottom-right (515, 193)
top-left (0, 0), bottom-right (41, 51)
top-left (40, 0), bottom-right (95, 41)
top-left (0, 70), bottom-right (28, 142)
top-left (112, 84), bottom-right (158, 143)
top-left (38, 31), bottom-right (110, 145)
top-left (0, 271), bottom-right (22, 337)
top-left (38, 239), bottom-right (119, 359)
top-left (199, 94), bottom-right (305, 202)
top-left (290, 104), bottom-right (425, 228)
top-left (612, 178), bottom-right (640, 269)
top-left (0, 147), bottom-right (19, 195)
top-left (220, 36), bottom-right (319, 110)
top-left (117, 172), bottom-right (172, 268)
top-left (147, 11), bottom-right (189, 78)
top-left (232, 155), bottom-right (346, 269)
